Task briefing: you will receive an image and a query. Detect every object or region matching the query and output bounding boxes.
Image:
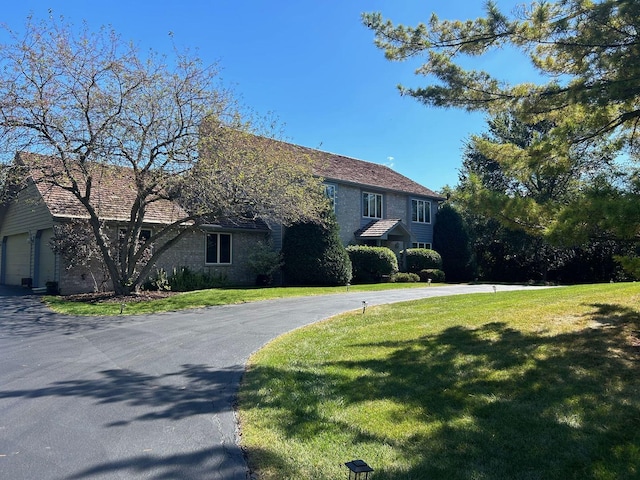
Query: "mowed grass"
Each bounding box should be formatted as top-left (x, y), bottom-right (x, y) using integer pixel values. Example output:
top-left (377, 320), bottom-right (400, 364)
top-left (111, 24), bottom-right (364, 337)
top-left (238, 283), bottom-right (640, 480)
top-left (44, 282), bottom-right (430, 316)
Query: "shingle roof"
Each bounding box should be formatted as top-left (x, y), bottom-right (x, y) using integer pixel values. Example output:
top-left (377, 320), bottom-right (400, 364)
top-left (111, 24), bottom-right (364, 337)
top-left (17, 152), bottom-right (189, 225)
top-left (277, 141), bottom-right (443, 199)
top-left (355, 219), bottom-right (413, 240)
top-left (16, 136), bottom-right (443, 224)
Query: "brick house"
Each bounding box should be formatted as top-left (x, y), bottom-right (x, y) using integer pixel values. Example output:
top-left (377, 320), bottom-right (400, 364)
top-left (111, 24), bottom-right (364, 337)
top-left (0, 142), bottom-right (443, 294)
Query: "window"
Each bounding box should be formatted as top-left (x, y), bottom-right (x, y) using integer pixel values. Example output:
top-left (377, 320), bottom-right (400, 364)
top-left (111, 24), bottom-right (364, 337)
top-left (119, 228), bottom-right (153, 258)
top-left (324, 184), bottom-right (336, 211)
top-left (206, 233), bottom-right (232, 264)
top-left (363, 192), bottom-right (383, 218)
top-left (119, 228), bottom-right (152, 242)
top-left (411, 199), bottom-right (431, 224)
top-left (412, 242), bottom-right (432, 249)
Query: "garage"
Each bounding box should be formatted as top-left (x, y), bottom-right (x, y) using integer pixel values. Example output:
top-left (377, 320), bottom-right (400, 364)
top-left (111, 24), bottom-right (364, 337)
top-left (2, 233), bottom-right (32, 286)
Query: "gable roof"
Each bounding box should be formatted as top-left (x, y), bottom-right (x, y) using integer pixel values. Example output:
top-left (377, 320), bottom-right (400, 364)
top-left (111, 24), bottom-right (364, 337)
top-left (14, 136), bottom-right (443, 224)
top-left (276, 141), bottom-right (443, 199)
top-left (355, 219), bottom-right (414, 240)
top-left (16, 152), bottom-right (189, 225)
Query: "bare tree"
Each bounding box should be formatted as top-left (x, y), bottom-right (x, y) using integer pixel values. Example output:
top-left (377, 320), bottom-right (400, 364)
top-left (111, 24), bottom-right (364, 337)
top-left (0, 16), bottom-right (325, 294)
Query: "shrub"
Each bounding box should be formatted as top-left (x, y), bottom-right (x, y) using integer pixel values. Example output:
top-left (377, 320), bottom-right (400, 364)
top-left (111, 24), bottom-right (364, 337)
top-left (346, 245), bottom-right (399, 284)
top-left (390, 272), bottom-right (420, 283)
top-left (144, 268), bottom-right (172, 291)
top-left (246, 240), bottom-right (283, 285)
top-left (419, 268), bottom-right (446, 283)
top-left (168, 267), bottom-right (228, 292)
top-left (282, 212), bottom-right (352, 286)
top-left (403, 248), bottom-right (442, 273)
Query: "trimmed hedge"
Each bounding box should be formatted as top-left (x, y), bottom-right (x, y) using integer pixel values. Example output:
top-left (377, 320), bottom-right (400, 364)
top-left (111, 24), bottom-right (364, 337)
top-left (346, 245), bottom-right (398, 284)
top-left (419, 268), bottom-right (446, 283)
top-left (403, 248), bottom-right (443, 273)
top-left (391, 272), bottom-right (420, 283)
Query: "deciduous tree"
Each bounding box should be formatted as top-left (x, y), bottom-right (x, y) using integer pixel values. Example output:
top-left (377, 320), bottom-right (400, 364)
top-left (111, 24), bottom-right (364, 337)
top-left (0, 16), bottom-right (326, 294)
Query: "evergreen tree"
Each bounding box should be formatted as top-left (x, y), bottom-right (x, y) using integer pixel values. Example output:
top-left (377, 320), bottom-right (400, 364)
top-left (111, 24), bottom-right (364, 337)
top-left (433, 204), bottom-right (473, 282)
top-left (282, 211), bottom-right (352, 286)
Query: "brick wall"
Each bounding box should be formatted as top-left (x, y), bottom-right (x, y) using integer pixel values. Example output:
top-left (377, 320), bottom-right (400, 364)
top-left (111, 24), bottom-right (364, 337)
top-left (58, 227), bottom-right (271, 293)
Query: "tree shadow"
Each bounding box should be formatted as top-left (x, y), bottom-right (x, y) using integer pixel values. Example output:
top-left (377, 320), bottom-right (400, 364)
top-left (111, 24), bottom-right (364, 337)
top-left (0, 363), bottom-right (243, 424)
top-left (241, 301), bottom-right (640, 479)
top-left (65, 445), bottom-right (245, 480)
top-left (0, 363), bottom-right (251, 479)
top-left (0, 291), bottom-right (140, 337)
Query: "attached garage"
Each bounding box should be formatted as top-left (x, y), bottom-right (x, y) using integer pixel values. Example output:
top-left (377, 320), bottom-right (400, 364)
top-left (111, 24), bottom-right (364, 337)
top-left (2, 233), bottom-right (32, 286)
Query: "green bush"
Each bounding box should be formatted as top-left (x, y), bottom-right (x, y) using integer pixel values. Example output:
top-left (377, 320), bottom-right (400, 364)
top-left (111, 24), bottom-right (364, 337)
top-left (419, 268), bottom-right (446, 283)
top-left (390, 272), bottom-right (420, 283)
top-left (403, 248), bottom-right (443, 273)
top-left (144, 268), bottom-right (172, 291)
top-left (168, 267), bottom-right (228, 292)
top-left (346, 245), bottom-right (399, 284)
top-left (282, 212), bottom-right (352, 286)
top-left (246, 240), bottom-right (283, 285)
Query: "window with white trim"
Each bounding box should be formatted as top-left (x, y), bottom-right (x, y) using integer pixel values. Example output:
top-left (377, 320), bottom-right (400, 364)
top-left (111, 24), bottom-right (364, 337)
top-left (362, 192), bottom-right (383, 219)
top-left (118, 228), bottom-right (153, 259)
top-left (206, 233), bottom-right (232, 264)
top-left (411, 199), bottom-right (431, 223)
top-left (412, 242), bottom-right (432, 249)
top-left (324, 184), bottom-right (336, 211)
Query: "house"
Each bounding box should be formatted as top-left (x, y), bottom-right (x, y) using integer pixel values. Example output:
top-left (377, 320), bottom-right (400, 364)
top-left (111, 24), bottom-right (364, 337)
top-left (0, 142), bottom-right (443, 294)
top-left (282, 143), bottom-right (443, 253)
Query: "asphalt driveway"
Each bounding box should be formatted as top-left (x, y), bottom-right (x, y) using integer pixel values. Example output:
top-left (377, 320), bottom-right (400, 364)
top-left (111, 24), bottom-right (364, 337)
top-left (0, 284), bottom-right (545, 479)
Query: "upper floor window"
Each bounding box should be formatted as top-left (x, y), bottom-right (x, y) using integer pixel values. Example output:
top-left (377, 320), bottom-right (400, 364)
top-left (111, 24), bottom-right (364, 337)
top-left (206, 232), bottom-right (232, 264)
top-left (324, 184), bottom-right (336, 211)
top-left (412, 199), bottom-right (431, 224)
top-left (363, 192), bottom-right (383, 219)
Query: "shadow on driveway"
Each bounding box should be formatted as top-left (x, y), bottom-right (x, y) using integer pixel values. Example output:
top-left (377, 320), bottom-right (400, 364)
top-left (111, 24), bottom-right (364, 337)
top-left (0, 285), bottom-right (133, 338)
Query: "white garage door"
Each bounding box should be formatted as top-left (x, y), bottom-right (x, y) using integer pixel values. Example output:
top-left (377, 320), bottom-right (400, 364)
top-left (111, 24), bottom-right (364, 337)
top-left (5, 233), bottom-right (31, 286)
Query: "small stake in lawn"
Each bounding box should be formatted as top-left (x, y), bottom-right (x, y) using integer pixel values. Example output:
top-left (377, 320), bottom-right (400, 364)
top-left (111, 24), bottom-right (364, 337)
top-left (362, 301), bottom-right (368, 314)
top-left (345, 459), bottom-right (374, 479)
top-left (120, 303), bottom-right (125, 315)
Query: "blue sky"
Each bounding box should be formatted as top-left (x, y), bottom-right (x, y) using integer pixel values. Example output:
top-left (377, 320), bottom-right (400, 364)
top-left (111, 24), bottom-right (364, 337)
top-left (2, 1), bottom-right (529, 193)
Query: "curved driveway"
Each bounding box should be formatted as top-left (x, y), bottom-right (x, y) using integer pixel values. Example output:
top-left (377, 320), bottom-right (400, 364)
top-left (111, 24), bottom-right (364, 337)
top-left (1, 284), bottom-right (543, 479)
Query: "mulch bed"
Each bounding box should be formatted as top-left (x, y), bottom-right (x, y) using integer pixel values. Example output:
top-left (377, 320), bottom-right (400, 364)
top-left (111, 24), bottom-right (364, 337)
top-left (61, 290), bottom-right (178, 304)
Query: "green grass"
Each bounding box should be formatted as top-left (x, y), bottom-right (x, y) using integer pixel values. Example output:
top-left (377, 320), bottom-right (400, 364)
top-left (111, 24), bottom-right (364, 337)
top-left (44, 282), bottom-right (432, 316)
top-left (238, 283), bottom-right (640, 479)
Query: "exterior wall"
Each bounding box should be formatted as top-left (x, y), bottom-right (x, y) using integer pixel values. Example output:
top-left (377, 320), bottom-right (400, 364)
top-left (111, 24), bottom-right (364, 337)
top-left (331, 181), bottom-right (438, 248)
top-left (57, 227), bottom-right (270, 294)
top-left (0, 182), bottom-right (53, 236)
top-left (406, 196), bottom-right (437, 247)
top-left (385, 191), bottom-right (408, 221)
top-left (150, 229), bottom-right (269, 286)
top-left (0, 183), bottom-right (56, 288)
top-left (332, 182), bottom-right (362, 245)
top-left (58, 256), bottom-right (111, 295)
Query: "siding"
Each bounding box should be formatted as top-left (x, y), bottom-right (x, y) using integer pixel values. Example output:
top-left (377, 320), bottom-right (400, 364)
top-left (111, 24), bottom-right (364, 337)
top-left (0, 182), bottom-right (53, 236)
top-left (0, 182), bottom-right (55, 286)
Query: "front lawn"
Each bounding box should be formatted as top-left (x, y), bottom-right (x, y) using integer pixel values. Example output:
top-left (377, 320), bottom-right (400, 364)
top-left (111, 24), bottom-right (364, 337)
top-left (238, 283), bottom-right (640, 479)
top-left (44, 282), bottom-right (432, 316)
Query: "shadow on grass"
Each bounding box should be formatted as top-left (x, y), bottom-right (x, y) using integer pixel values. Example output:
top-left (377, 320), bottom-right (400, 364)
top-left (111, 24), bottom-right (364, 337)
top-left (241, 302), bottom-right (640, 479)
